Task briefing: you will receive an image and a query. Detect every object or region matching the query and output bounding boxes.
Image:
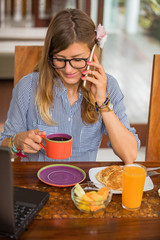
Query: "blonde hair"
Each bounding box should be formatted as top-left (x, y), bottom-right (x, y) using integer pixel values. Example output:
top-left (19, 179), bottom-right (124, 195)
top-left (35, 8), bottom-right (101, 125)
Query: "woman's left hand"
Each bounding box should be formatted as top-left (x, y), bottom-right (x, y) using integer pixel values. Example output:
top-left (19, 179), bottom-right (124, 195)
top-left (82, 53), bottom-right (107, 106)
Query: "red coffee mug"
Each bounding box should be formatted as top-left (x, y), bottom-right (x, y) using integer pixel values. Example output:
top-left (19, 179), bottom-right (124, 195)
top-left (39, 133), bottom-right (72, 159)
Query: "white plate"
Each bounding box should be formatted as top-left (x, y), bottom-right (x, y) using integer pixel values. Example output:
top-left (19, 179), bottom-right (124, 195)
top-left (89, 166), bottom-right (154, 194)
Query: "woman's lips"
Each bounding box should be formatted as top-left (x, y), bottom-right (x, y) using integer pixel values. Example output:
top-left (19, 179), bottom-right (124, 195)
top-left (64, 72), bottom-right (78, 78)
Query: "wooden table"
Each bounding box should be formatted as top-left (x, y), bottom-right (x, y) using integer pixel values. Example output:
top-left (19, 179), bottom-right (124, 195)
top-left (1, 161), bottom-right (160, 240)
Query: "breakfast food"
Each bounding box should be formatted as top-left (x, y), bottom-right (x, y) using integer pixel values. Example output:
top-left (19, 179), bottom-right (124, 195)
top-left (96, 165), bottom-right (123, 191)
top-left (73, 183), bottom-right (110, 212)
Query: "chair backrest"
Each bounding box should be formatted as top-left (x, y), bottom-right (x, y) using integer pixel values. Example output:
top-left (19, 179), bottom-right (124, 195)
top-left (14, 45), bottom-right (43, 86)
top-left (145, 55), bottom-right (160, 162)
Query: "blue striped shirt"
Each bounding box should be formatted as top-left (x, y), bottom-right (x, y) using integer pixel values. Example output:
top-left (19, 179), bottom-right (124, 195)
top-left (0, 72), bottom-right (140, 161)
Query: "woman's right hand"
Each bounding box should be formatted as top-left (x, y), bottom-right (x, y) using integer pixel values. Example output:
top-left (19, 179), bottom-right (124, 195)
top-left (14, 129), bottom-right (46, 153)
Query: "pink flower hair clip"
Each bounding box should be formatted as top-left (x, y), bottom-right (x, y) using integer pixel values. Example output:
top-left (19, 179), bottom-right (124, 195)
top-left (96, 24), bottom-right (107, 48)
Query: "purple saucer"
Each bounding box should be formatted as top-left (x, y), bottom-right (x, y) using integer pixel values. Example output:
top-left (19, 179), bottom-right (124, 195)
top-left (37, 164), bottom-right (86, 187)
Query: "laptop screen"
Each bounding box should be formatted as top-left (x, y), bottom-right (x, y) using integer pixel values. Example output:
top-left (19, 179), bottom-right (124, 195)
top-left (0, 146), bottom-right (49, 239)
top-left (0, 146), bottom-right (15, 234)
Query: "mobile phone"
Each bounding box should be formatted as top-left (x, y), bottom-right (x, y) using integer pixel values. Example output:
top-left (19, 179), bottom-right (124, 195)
top-left (83, 44), bottom-right (100, 91)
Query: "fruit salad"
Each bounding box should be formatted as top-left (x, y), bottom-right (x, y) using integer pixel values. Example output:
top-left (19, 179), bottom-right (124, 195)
top-left (71, 182), bottom-right (112, 213)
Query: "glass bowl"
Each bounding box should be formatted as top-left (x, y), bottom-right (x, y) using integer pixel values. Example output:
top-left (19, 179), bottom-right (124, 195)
top-left (71, 181), bottom-right (112, 213)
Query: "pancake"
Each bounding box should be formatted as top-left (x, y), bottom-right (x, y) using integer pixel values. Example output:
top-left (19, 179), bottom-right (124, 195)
top-left (96, 165), bottom-right (123, 191)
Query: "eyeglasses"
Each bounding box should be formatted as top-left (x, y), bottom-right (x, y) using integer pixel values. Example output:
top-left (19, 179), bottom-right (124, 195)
top-left (48, 56), bottom-right (89, 69)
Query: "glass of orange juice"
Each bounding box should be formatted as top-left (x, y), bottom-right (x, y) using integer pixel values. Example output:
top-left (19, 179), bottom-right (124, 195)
top-left (122, 164), bottom-right (146, 210)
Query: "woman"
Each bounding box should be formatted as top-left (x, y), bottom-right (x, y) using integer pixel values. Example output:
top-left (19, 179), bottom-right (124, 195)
top-left (0, 8), bottom-right (140, 163)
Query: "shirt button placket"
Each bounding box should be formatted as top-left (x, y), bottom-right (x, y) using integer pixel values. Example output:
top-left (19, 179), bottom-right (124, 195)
top-left (67, 109), bottom-right (72, 134)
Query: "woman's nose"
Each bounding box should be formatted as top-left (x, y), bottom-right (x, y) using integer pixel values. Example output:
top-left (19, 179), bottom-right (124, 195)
top-left (65, 61), bottom-right (73, 72)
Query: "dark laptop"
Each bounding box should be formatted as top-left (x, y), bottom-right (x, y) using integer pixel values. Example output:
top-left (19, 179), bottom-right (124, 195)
top-left (0, 146), bottom-right (49, 239)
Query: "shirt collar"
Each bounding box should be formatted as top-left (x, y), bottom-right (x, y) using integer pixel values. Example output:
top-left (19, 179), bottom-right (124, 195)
top-left (54, 78), bottom-right (83, 101)
top-left (54, 78), bottom-right (66, 97)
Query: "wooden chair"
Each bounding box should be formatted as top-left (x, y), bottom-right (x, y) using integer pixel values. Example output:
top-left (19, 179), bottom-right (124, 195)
top-left (14, 45), bottom-right (43, 86)
top-left (145, 55), bottom-right (160, 161)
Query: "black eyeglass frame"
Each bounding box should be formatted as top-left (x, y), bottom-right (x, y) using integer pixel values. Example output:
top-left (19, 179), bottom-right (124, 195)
top-left (48, 56), bottom-right (89, 69)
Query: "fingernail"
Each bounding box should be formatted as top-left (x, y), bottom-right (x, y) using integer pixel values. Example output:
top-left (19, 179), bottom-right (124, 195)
top-left (81, 76), bottom-right (84, 79)
top-left (82, 71), bottom-right (86, 73)
top-left (94, 53), bottom-right (96, 57)
top-left (87, 61), bottom-right (91, 64)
